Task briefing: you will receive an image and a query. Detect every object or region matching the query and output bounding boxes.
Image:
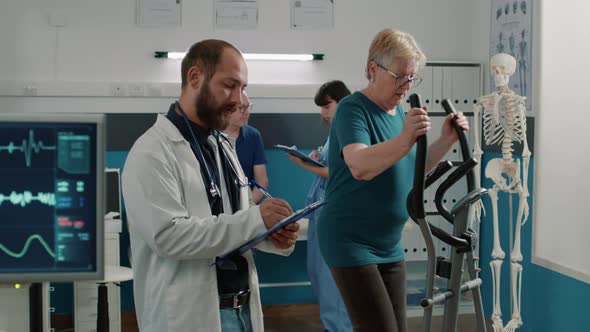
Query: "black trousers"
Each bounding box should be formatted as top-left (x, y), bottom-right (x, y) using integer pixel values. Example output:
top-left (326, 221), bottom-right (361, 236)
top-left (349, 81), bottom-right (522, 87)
top-left (330, 261), bottom-right (407, 332)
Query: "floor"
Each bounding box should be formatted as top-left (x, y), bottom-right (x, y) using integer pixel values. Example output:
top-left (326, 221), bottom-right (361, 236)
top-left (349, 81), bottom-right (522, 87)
top-left (53, 304), bottom-right (489, 331)
top-left (263, 303), bottom-right (488, 332)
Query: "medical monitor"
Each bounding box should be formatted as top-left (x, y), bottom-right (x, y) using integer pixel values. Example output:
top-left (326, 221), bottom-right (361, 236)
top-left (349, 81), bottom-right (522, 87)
top-left (0, 114), bottom-right (104, 282)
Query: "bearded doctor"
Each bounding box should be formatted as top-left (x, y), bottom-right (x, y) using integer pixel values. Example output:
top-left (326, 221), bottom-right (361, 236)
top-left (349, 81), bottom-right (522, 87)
top-left (122, 39), bottom-right (299, 332)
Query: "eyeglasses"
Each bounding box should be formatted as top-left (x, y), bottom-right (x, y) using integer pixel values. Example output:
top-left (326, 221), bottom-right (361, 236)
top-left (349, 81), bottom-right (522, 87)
top-left (375, 63), bottom-right (423, 88)
top-left (239, 102), bottom-right (254, 113)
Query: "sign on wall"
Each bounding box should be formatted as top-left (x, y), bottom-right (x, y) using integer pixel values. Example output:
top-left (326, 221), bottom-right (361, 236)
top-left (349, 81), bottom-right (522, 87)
top-left (136, 0), bottom-right (182, 27)
top-left (290, 0), bottom-right (334, 29)
top-left (215, 0), bottom-right (258, 30)
top-left (490, 0), bottom-right (533, 115)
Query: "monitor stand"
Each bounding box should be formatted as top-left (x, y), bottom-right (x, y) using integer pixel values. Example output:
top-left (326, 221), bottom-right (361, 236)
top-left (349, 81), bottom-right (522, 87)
top-left (0, 282), bottom-right (50, 332)
top-left (29, 283), bottom-right (46, 332)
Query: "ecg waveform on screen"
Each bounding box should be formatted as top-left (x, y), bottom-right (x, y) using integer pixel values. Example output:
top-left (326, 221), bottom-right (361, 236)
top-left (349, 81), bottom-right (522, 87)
top-left (0, 234), bottom-right (56, 259)
top-left (0, 191), bottom-right (56, 207)
top-left (0, 129), bottom-right (56, 167)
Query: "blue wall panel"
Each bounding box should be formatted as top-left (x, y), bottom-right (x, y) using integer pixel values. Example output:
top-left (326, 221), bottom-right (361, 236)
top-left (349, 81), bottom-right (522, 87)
top-left (256, 149), bottom-right (317, 304)
top-left (51, 148), bottom-right (318, 314)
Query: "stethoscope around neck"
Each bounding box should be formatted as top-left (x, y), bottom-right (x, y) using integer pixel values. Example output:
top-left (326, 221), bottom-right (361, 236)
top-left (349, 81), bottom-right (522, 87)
top-left (174, 101), bottom-right (248, 203)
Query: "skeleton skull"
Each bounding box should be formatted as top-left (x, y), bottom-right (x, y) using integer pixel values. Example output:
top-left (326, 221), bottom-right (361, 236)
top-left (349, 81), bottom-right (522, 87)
top-left (490, 53), bottom-right (516, 88)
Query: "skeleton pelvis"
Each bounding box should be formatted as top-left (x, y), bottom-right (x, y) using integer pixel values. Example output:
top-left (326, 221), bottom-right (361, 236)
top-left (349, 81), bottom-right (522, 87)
top-left (485, 158), bottom-right (521, 187)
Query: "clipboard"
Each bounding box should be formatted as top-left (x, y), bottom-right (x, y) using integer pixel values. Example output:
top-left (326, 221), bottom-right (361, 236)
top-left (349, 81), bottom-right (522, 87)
top-left (275, 144), bottom-right (326, 168)
top-left (216, 200), bottom-right (327, 270)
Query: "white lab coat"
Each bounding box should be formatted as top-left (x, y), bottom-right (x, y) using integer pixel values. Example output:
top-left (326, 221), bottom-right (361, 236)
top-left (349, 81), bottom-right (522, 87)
top-left (122, 114), bottom-right (292, 332)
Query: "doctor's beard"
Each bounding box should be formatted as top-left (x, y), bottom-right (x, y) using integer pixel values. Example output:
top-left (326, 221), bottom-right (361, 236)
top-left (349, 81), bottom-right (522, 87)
top-left (196, 80), bottom-right (237, 130)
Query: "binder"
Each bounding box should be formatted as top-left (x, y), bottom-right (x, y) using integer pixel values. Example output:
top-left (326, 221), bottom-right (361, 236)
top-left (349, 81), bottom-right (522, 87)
top-left (216, 200), bottom-right (327, 270)
top-left (275, 144), bottom-right (326, 167)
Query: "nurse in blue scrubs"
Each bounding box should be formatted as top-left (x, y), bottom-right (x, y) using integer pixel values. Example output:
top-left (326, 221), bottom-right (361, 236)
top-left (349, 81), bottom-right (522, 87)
top-left (287, 80), bottom-right (352, 332)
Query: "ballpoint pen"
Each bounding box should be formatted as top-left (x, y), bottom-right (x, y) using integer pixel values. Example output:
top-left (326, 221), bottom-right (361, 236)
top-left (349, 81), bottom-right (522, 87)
top-left (249, 179), bottom-right (272, 199)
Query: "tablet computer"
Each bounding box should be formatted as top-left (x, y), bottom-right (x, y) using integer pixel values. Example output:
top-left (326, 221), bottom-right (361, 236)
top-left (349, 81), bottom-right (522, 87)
top-left (216, 200), bottom-right (327, 269)
top-left (275, 144), bottom-right (326, 168)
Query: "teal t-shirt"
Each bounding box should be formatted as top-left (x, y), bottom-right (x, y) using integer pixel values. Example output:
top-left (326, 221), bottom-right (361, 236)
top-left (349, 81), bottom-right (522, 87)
top-left (317, 91), bottom-right (416, 268)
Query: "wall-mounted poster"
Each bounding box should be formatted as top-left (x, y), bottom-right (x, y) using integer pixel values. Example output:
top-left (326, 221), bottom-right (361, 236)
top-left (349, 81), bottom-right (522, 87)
top-left (215, 0), bottom-right (258, 30)
top-left (137, 0), bottom-right (182, 27)
top-left (290, 0), bottom-right (334, 29)
top-left (490, 0), bottom-right (533, 115)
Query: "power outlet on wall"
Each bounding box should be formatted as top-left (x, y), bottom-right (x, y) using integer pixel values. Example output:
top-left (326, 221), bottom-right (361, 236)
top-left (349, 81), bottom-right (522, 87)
top-left (110, 83), bottom-right (127, 97)
top-left (128, 83), bottom-right (145, 97)
top-left (23, 84), bottom-right (38, 96)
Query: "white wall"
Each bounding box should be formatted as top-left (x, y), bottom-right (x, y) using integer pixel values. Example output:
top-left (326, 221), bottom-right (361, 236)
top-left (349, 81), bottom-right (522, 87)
top-left (471, 0), bottom-right (492, 93)
top-left (532, 0), bottom-right (590, 284)
top-left (1, 0), bottom-right (479, 87)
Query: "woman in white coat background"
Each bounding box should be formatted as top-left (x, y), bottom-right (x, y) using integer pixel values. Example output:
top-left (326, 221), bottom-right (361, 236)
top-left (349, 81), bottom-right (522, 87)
top-left (122, 39), bottom-right (300, 332)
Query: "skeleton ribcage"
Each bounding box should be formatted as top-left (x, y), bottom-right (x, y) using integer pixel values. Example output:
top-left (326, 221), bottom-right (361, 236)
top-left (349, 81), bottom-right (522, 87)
top-left (482, 96), bottom-right (526, 146)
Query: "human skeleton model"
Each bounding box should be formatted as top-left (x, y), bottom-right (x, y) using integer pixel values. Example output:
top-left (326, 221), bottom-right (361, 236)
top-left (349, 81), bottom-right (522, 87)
top-left (471, 53), bottom-right (531, 332)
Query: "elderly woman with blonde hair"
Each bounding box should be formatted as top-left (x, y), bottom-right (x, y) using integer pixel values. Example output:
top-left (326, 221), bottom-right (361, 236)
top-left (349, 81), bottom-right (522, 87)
top-left (317, 29), bottom-right (469, 331)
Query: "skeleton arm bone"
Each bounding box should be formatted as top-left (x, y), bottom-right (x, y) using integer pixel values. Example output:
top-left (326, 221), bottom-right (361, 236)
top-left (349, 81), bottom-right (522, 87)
top-left (519, 100), bottom-right (531, 225)
top-left (472, 103), bottom-right (485, 222)
top-left (472, 103), bottom-right (484, 160)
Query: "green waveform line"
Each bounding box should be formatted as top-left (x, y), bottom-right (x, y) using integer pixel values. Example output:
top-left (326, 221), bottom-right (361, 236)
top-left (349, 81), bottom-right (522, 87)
top-left (0, 234), bottom-right (56, 258)
top-left (0, 129), bottom-right (56, 167)
top-left (0, 191), bottom-right (56, 207)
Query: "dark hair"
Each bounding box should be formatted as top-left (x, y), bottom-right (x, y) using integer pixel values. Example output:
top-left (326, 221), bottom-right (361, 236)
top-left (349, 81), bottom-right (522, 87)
top-left (181, 39), bottom-right (240, 88)
top-left (314, 80), bottom-right (351, 106)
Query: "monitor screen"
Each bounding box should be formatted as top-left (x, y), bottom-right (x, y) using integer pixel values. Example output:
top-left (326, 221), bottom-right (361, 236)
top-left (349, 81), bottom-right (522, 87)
top-left (0, 114), bottom-right (104, 282)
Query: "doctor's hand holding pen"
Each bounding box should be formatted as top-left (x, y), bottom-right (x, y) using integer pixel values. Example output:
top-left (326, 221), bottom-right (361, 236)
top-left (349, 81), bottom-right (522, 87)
top-left (258, 190), bottom-right (300, 249)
